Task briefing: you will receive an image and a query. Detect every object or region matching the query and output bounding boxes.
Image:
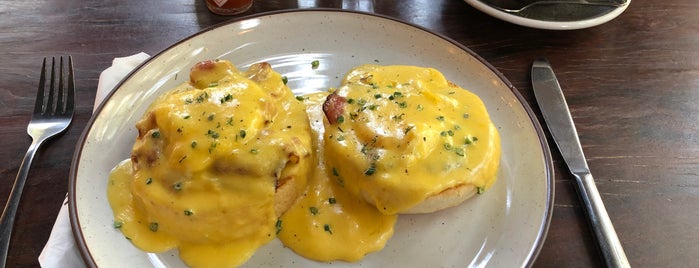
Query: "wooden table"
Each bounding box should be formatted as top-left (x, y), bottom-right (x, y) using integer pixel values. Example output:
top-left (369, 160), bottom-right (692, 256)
top-left (1, 0), bottom-right (697, 267)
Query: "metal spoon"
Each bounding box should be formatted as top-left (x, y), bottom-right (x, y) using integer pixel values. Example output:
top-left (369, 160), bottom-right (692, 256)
top-left (477, 0), bottom-right (629, 21)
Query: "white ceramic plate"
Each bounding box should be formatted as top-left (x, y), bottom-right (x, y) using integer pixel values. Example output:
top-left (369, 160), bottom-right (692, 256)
top-left (464, 0), bottom-right (631, 30)
top-left (70, 9), bottom-right (553, 268)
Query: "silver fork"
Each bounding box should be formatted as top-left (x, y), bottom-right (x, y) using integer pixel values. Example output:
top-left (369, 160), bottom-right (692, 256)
top-left (0, 56), bottom-right (75, 265)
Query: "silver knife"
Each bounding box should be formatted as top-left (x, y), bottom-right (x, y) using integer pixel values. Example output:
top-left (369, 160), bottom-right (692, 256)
top-left (531, 58), bottom-right (630, 268)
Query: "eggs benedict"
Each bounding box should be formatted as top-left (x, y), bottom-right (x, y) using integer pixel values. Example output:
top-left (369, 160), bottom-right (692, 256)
top-left (107, 60), bottom-right (313, 268)
top-left (321, 64), bottom-right (501, 215)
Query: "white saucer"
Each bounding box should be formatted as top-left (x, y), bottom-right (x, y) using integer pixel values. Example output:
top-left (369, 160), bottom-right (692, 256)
top-left (464, 0), bottom-right (631, 30)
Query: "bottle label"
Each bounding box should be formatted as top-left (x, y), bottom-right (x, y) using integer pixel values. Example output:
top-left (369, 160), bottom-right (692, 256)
top-left (213, 0), bottom-right (228, 7)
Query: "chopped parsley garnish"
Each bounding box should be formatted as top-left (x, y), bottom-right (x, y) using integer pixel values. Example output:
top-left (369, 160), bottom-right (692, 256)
top-left (276, 219), bottom-right (283, 234)
top-left (364, 163), bottom-right (377, 176)
top-left (184, 210), bottom-right (193, 216)
top-left (282, 76), bottom-right (288, 85)
top-left (323, 224), bottom-right (333, 234)
top-left (149, 222), bottom-right (159, 232)
top-left (220, 94), bottom-right (233, 103)
top-left (404, 126), bottom-right (414, 134)
top-left (195, 92), bottom-right (209, 103)
top-left (146, 177), bottom-right (153, 185)
top-left (206, 129), bottom-right (219, 139)
top-left (173, 182), bottom-right (183, 191)
top-left (311, 60), bottom-right (320, 69)
top-left (151, 131), bottom-right (160, 138)
top-left (443, 143), bottom-right (453, 151)
top-left (328, 197), bottom-right (337, 204)
top-left (455, 147), bottom-right (465, 157)
top-left (309, 207), bottom-right (319, 215)
top-left (113, 221), bottom-right (123, 229)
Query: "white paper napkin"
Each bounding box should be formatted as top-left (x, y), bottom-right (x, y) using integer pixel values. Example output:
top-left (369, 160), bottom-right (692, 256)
top-left (38, 52), bottom-right (150, 268)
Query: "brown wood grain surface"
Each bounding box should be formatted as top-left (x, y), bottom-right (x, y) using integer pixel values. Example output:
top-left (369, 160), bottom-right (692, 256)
top-left (1, 0), bottom-right (697, 267)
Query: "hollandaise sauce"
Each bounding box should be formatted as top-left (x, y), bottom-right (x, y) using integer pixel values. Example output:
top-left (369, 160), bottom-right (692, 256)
top-left (278, 93), bottom-right (398, 262)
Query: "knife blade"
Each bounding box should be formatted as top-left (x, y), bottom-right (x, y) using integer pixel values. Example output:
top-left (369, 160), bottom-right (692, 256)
top-left (531, 58), bottom-right (630, 268)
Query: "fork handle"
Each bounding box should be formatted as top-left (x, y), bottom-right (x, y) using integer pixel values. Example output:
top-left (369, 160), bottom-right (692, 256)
top-left (0, 139), bottom-right (42, 266)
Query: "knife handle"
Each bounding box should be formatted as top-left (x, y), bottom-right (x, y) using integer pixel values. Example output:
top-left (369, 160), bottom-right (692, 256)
top-left (573, 172), bottom-right (630, 268)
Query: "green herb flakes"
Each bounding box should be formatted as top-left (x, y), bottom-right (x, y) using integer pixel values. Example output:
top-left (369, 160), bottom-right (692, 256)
top-left (220, 94), bottom-right (233, 103)
top-left (443, 143), bottom-right (453, 151)
top-left (149, 222), bottom-right (159, 232)
top-left (113, 221), bottom-right (123, 229)
top-left (206, 129), bottom-right (219, 139)
top-left (173, 182), bottom-right (183, 191)
top-left (364, 163), bottom-right (377, 176)
top-left (276, 219), bottom-right (283, 234)
top-left (454, 147), bottom-right (465, 157)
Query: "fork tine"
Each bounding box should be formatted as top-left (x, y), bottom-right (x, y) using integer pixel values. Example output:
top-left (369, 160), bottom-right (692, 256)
top-left (65, 56), bottom-right (75, 115)
top-left (56, 56), bottom-right (65, 115)
top-left (34, 58), bottom-right (47, 115)
top-left (45, 57), bottom-right (56, 115)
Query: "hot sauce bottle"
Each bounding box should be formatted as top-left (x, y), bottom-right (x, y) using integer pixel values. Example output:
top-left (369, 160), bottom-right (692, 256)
top-left (205, 0), bottom-right (253, 15)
